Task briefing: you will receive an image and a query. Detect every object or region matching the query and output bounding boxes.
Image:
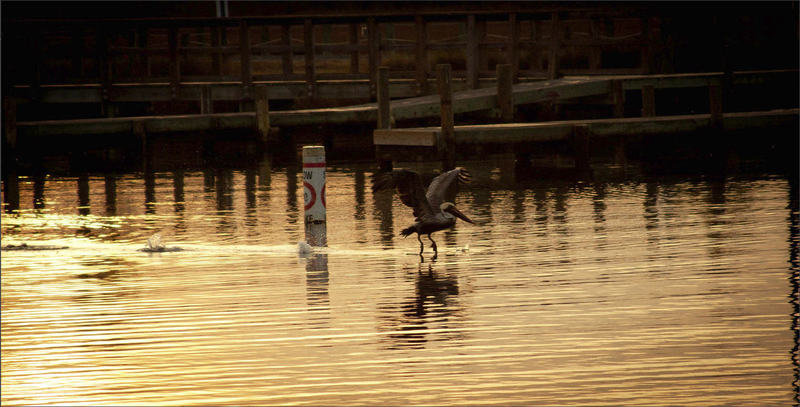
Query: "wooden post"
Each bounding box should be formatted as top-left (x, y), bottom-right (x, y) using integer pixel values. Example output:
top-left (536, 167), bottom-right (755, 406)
top-left (571, 124), bottom-right (591, 172)
top-left (368, 17), bottom-right (379, 99)
top-left (281, 24), bottom-right (293, 77)
top-left (641, 85), bottom-right (655, 117)
top-left (548, 12), bottom-right (561, 80)
top-left (589, 19), bottom-right (602, 71)
top-left (255, 85), bottom-right (271, 143)
top-left (437, 64), bottom-right (455, 171)
top-left (709, 83), bottom-right (723, 129)
top-left (71, 27), bottom-right (84, 79)
top-left (466, 15), bottom-right (479, 89)
top-left (496, 64), bottom-right (513, 122)
top-left (377, 66), bottom-right (391, 129)
top-left (415, 15), bottom-right (429, 95)
top-left (168, 25), bottom-right (179, 99)
top-left (611, 79), bottom-right (624, 118)
top-left (348, 23), bottom-right (359, 74)
top-left (3, 98), bottom-right (17, 151)
top-left (640, 16), bottom-right (653, 75)
top-left (211, 26), bottom-right (221, 76)
top-left (104, 175), bottom-right (117, 214)
top-left (508, 13), bottom-right (520, 82)
top-left (304, 19), bottom-right (316, 99)
top-left (240, 20), bottom-right (252, 98)
top-left (97, 25), bottom-right (113, 115)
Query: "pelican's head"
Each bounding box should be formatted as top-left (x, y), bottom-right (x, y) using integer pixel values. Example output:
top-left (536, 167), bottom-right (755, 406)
top-left (440, 202), bottom-right (474, 224)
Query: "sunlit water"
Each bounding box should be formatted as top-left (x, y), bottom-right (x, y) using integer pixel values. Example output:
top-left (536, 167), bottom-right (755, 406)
top-left (2, 156), bottom-right (798, 406)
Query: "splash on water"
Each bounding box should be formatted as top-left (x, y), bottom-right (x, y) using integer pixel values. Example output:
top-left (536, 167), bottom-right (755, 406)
top-left (140, 233), bottom-right (183, 253)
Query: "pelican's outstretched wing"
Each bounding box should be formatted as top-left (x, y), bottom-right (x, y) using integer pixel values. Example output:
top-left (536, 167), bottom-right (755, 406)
top-left (372, 170), bottom-right (435, 219)
top-left (425, 167), bottom-right (471, 211)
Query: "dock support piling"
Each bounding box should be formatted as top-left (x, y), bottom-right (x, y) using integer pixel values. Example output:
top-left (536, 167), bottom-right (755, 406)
top-left (3, 97), bottom-right (17, 151)
top-left (201, 85), bottom-right (213, 114)
top-left (255, 85), bottom-right (271, 143)
top-left (437, 64), bottom-right (455, 171)
top-left (497, 64), bottom-right (514, 122)
top-left (377, 67), bottom-right (391, 129)
top-left (304, 19), bottom-right (316, 99)
top-left (709, 83), bottom-right (723, 129)
top-left (611, 79), bottom-right (625, 118)
top-left (642, 85), bottom-right (655, 117)
top-left (571, 124), bottom-right (591, 173)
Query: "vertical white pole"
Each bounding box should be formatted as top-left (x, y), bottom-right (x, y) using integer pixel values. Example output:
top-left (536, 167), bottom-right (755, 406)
top-left (303, 145), bottom-right (327, 246)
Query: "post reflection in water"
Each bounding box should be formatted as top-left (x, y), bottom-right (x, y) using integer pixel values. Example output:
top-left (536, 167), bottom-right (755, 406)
top-left (1, 146), bottom-right (798, 406)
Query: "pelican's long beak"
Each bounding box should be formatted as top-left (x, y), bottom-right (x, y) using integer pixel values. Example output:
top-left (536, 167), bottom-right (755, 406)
top-left (446, 205), bottom-right (474, 224)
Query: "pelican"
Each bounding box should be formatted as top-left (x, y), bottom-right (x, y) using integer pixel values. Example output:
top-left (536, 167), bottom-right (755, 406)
top-left (372, 167), bottom-right (474, 258)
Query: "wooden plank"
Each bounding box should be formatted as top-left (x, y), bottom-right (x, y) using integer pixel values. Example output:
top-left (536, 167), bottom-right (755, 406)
top-left (374, 128), bottom-right (437, 146)
top-left (371, 109), bottom-right (799, 146)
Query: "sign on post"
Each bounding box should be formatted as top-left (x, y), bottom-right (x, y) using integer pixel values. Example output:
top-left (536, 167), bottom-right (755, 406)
top-left (303, 145), bottom-right (327, 246)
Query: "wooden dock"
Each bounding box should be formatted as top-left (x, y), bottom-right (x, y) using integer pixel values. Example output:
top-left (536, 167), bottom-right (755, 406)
top-left (15, 69), bottom-right (797, 139)
top-left (374, 108), bottom-right (800, 147)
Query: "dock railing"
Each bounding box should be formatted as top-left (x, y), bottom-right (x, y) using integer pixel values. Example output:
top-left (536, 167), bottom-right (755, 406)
top-left (4, 9), bottom-right (664, 111)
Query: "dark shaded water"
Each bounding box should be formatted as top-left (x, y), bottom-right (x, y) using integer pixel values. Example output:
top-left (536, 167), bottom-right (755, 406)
top-left (2, 147), bottom-right (798, 405)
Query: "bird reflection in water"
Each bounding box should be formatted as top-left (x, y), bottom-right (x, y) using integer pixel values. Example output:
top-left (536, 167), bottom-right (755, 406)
top-left (377, 263), bottom-right (464, 350)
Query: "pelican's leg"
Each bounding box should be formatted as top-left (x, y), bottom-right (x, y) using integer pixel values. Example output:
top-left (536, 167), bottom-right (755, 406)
top-left (416, 233), bottom-right (424, 254)
top-left (428, 234), bottom-right (438, 252)
top-left (429, 234), bottom-right (438, 261)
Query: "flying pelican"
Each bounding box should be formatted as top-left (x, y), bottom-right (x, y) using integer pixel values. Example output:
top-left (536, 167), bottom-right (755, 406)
top-left (372, 167), bottom-right (474, 258)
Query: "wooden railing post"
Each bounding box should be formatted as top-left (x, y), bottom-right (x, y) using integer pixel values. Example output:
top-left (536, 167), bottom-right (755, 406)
top-left (641, 85), bottom-right (655, 117)
top-left (211, 26), bottom-right (221, 76)
top-left (368, 17), bottom-right (379, 99)
top-left (640, 16), bottom-right (653, 75)
top-left (168, 24), bottom-right (179, 99)
top-left (348, 23), bottom-right (359, 74)
top-left (508, 13), bottom-right (519, 82)
top-left (548, 12), bottom-right (561, 80)
top-left (437, 64), bottom-right (455, 171)
top-left (377, 66), bottom-right (391, 129)
top-left (415, 15), bottom-right (429, 95)
top-left (496, 64), bottom-right (513, 122)
top-left (466, 15), bottom-right (479, 89)
top-left (240, 20), bottom-right (252, 98)
top-left (281, 24), bottom-right (293, 77)
top-left (304, 19), bottom-right (316, 99)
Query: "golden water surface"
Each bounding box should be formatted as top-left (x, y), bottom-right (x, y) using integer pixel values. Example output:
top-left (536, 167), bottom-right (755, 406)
top-left (2, 158), bottom-right (798, 406)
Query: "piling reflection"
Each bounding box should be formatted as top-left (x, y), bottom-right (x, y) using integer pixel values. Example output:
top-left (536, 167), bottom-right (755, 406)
top-left (104, 175), bottom-right (117, 215)
top-left (78, 175), bottom-right (90, 216)
top-left (33, 173), bottom-right (45, 210)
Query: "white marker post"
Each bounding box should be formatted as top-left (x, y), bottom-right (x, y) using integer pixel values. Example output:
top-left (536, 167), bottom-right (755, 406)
top-left (302, 146), bottom-right (327, 246)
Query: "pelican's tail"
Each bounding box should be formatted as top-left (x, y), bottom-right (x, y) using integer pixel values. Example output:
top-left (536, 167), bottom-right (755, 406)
top-left (400, 225), bottom-right (416, 238)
